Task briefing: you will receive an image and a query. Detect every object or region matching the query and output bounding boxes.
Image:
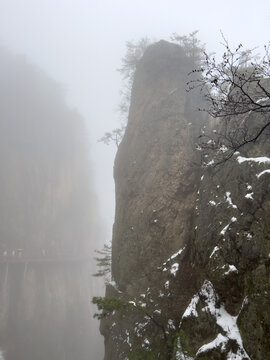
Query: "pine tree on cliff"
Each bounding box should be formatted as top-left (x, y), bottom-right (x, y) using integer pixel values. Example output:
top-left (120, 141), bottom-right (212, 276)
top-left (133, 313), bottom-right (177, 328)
top-left (99, 37), bottom-right (151, 147)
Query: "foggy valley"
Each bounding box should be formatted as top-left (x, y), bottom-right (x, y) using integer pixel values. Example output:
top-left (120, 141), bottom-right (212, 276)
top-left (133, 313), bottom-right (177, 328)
top-left (0, 46), bottom-right (103, 359)
top-left (0, 1), bottom-right (269, 360)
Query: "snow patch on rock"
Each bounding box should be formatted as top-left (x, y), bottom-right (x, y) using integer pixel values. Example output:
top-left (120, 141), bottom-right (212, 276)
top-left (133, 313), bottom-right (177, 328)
top-left (225, 192), bottom-right (237, 209)
top-left (257, 169), bottom-right (270, 178)
top-left (182, 294), bottom-right (200, 318)
top-left (170, 263), bottom-right (179, 276)
top-left (237, 156), bottom-right (270, 164)
top-left (210, 246), bottom-right (220, 258)
top-left (224, 265), bottom-right (238, 275)
top-left (182, 280), bottom-right (250, 359)
top-left (163, 247), bottom-right (186, 265)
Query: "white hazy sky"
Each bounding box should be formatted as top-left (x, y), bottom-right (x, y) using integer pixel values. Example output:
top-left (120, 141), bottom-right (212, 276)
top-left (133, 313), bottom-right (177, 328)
top-left (0, 0), bottom-right (269, 239)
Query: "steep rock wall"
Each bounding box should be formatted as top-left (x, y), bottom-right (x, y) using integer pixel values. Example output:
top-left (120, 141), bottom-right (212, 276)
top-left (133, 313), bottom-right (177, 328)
top-left (102, 41), bottom-right (270, 360)
top-left (102, 41), bottom-right (206, 359)
top-left (112, 41), bottom-right (204, 289)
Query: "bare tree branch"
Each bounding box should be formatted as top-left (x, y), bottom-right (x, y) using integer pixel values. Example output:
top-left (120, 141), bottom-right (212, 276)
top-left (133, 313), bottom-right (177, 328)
top-left (188, 38), bottom-right (270, 165)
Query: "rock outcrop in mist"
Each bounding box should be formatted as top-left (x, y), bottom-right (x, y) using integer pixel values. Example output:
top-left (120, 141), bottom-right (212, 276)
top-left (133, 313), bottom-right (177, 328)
top-left (101, 41), bottom-right (270, 359)
top-left (0, 47), bottom-right (103, 360)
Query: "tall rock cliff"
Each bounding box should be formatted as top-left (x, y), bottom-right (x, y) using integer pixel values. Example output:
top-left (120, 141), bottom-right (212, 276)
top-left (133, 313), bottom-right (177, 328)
top-left (101, 41), bottom-right (270, 360)
top-left (0, 48), bottom-right (103, 360)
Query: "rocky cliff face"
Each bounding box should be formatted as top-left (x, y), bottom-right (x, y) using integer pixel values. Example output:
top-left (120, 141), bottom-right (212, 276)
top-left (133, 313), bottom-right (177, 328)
top-left (101, 41), bottom-right (270, 359)
top-left (112, 41), bottom-right (204, 289)
top-left (0, 48), bottom-right (102, 360)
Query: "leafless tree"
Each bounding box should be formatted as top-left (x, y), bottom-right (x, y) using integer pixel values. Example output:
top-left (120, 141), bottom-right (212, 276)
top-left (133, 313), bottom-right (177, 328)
top-left (188, 36), bottom-right (270, 164)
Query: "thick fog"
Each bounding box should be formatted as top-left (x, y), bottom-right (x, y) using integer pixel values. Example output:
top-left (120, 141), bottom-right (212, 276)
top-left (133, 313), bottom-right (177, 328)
top-left (0, 0), bottom-right (269, 359)
top-left (1, 0), bottom-right (269, 233)
top-left (0, 46), bottom-right (103, 360)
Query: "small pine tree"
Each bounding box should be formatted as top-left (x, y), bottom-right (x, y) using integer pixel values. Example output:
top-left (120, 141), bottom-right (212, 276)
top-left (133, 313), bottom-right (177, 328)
top-left (92, 243), bottom-right (111, 281)
top-left (99, 38), bottom-right (152, 147)
top-left (98, 124), bottom-right (126, 148)
top-left (171, 30), bottom-right (205, 65)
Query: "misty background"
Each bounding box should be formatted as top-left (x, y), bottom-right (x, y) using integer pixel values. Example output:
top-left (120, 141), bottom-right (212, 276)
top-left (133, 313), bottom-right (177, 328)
top-left (1, 0), bottom-right (269, 236)
top-left (0, 0), bottom-right (269, 359)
